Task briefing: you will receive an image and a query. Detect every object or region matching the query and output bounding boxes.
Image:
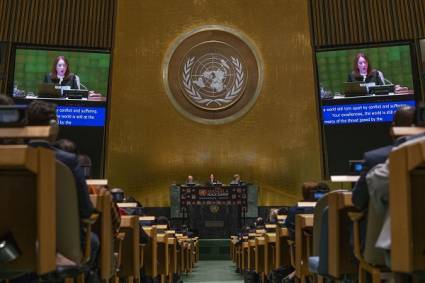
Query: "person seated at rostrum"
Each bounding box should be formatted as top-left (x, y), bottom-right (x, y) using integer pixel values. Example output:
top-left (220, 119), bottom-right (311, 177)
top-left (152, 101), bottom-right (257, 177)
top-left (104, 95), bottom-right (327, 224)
top-left (186, 174), bottom-right (198, 186)
top-left (206, 173), bottom-right (221, 186)
top-left (230, 173), bottom-right (245, 185)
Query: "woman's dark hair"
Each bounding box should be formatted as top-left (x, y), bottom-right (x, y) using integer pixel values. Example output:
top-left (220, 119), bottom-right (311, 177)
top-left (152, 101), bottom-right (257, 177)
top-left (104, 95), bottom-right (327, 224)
top-left (51, 56), bottom-right (71, 80)
top-left (156, 216), bottom-right (170, 227)
top-left (26, 101), bottom-right (57, 125)
top-left (352, 52), bottom-right (373, 76)
top-left (392, 106), bottom-right (416, 127)
top-left (54, 139), bottom-right (77, 154)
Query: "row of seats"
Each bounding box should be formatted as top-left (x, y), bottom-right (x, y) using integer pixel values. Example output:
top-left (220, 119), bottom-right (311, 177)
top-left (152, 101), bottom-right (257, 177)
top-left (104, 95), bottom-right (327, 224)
top-left (231, 137), bottom-right (425, 282)
top-left (0, 125), bottom-right (199, 283)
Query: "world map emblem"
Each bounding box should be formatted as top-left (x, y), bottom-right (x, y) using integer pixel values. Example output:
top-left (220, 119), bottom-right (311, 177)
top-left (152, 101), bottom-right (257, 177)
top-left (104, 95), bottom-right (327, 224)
top-left (181, 52), bottom-right (246, 110)
top-left (163, 26), bottom-right (263, 124)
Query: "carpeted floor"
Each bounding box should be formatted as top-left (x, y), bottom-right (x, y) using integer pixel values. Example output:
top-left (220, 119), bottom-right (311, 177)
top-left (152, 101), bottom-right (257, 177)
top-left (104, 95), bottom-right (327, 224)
top-left (181, 260), bottom-right (243, 283)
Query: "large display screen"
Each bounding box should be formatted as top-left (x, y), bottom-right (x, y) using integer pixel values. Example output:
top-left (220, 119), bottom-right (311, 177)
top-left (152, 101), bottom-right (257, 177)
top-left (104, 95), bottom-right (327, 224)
top-left (11, 47), bottom-right (110, 127)
top-left (316, 43), bottom-right (418, 175)
top-left (13, 48), bottom-right (110, 98)
top-left (10, 46), bottom-right (111, 178)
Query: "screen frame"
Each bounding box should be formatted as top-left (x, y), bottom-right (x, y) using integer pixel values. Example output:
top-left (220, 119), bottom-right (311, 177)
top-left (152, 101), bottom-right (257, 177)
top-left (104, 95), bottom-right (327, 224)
top-left (313, 41), bottom-right (422, 178)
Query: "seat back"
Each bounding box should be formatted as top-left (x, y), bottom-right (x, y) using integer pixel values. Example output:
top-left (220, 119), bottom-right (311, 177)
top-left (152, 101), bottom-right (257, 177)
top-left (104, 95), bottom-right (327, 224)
top-left (390, 138), bottom-right (425, 273)
top-left (312, 193), bottom-right (330, 257)
top-left (0, 146), bottom-right (56, 276)
top-left (317, 207), bottom-right (329, 275)
top-left (327, 190), bottom-right (357, 278)
top-left (119, 216), bottom-right (140, 279)
top-left (363, 194), bottom-right (386, 265)
top-left (56, 160), bottom-right (82, 263)
top-left (90, 189), bottom-right (114, 280)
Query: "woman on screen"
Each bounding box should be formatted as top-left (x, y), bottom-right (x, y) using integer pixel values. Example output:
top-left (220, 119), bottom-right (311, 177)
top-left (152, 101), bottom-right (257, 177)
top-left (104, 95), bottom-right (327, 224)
top-left (347, 52), bottom-right (384, 85)
top-left (44, 56), bottom-right (79, 89)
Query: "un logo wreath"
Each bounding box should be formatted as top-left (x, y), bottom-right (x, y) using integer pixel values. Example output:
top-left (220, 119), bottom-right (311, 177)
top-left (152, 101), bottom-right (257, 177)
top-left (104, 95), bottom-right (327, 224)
top-left (163, 25), bottom-right (263, 124)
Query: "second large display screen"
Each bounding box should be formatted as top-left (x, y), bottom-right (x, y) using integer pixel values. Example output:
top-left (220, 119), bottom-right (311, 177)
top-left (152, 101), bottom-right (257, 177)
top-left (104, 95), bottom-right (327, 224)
top-left (316, 43), bottom-right (418, 175)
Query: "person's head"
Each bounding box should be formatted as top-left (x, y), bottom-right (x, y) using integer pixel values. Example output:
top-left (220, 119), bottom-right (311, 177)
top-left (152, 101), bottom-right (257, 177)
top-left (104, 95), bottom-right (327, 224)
top-left (111, 187), bottom-right (125, 202)
top-left (209, 173), bottom-right (214, 181)
top-left (268, 208), bottom-right (279, 224)
top-left (26, 101), bottom-right (59, 142)
top-left (51, 56), bottom-right (70, 79)
top-left (0, 94), bottom-right (13, 105)
top-left (353, 52), bottom-right (372, 76)
top-left (187, 175), bottom-right (194, 183)
top-left (301, 181), bottom-right (330, 201)
top-left (254, 217), bottom-right (265, 228)
top-left (156, 216), bottom-right (170, 227)
top-left (27, 101), bottom-right (57, 125)
top-left (233, 174), bottom-right (240, 182)
top-left (392, 106), bottom-right (416, 127)
top-left (78, 154), bottom-right (92, 179)
top-left (54, 138), bottom-right (77, 154)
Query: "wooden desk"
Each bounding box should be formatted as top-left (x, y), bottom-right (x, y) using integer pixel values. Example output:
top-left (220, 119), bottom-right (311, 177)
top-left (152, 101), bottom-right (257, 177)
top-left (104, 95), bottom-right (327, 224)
top-left (118, 216), bottom-right (140, 281)
top-left (90, 190), bottom-right (114, 280)
top-left (0, 146), bottom-right (56, 275)
top-left (142, 226), bottom-right (158, 277)
top-left (295, 214), bottom-right (314, 280)
top-left (328, 191), bottom-right (357, 278)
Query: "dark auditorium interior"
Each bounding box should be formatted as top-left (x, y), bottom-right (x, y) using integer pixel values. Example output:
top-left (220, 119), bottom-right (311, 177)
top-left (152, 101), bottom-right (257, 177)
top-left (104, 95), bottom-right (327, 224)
top-left (2, 1), bottom-right (425, 282)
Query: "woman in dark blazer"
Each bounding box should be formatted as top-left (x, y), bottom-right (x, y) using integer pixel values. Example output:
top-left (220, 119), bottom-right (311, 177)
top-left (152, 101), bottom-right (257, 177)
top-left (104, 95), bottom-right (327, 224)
top-left (347, 52), bottom-right (384, 85)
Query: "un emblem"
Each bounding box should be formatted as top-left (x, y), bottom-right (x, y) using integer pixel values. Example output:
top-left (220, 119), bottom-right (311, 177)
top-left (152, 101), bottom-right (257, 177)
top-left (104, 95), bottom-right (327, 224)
top-left (163, 25), bottom-right (263, 124)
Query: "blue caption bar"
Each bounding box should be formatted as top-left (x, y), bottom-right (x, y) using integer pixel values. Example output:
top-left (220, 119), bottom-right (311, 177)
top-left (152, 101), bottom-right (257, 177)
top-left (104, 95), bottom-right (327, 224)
top-left (322, 100), bottom-right (416, 125)
top-left (56, 106), bottom-right (106, 127)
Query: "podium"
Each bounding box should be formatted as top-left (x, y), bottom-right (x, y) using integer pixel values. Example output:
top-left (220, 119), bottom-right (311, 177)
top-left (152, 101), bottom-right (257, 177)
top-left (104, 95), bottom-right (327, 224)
top-left (175, 184), bottom-right (252, 238)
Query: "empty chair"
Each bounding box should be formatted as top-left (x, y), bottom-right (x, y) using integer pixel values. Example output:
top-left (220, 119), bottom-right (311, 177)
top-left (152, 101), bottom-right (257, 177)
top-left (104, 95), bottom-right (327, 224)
top-left (308, 191), bottom-right (330, 278)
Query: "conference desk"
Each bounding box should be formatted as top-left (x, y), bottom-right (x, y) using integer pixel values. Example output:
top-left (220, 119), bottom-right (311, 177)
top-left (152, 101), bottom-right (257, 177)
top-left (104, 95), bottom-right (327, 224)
top-left (173, 184), bottom-right (255, 238)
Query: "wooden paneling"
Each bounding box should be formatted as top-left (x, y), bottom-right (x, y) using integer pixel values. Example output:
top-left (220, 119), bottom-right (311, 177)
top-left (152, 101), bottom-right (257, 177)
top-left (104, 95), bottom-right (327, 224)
top-left (311, 0), bottom-right (425, 47)
top-left (0, 0), bottom-right (115, 48)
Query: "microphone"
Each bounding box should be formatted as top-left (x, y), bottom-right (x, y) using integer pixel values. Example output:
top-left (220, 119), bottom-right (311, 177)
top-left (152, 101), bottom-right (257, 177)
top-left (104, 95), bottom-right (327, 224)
top-left (79, 82), bottom-right (89, 90)
top-left (384, 78), bottom-right (393, 85)
top-left (75, 75), bottom-right (88, 90)
top-left (377, 70), bottom-right (392, 85)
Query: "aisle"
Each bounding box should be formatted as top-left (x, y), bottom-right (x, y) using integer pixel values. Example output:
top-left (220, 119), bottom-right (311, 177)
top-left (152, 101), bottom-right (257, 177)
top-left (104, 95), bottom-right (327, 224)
top-left (182, 260), bottom-right (243, 283)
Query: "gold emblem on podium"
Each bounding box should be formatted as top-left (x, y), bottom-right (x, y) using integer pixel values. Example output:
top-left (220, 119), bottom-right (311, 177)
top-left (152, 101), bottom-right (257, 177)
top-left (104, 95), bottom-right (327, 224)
top-left (209, 205), bottom-right (220, 213)
top-left (163, 25), bottom-right (263, 124)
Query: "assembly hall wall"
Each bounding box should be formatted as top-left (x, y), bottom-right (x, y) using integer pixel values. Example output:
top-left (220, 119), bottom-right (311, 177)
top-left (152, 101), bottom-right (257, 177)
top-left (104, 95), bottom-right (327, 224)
top-left (107, 0), bottom-right (322, 207)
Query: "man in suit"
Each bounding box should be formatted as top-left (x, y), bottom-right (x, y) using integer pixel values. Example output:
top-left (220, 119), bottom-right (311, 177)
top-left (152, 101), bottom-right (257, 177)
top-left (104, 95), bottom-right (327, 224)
top-left (352, 105), bottom-right (416, 210)
top-left (351, 106), bottom-right (416, 258)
